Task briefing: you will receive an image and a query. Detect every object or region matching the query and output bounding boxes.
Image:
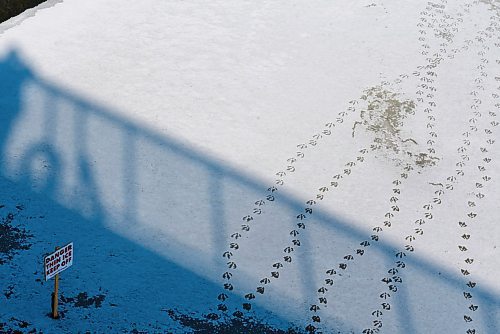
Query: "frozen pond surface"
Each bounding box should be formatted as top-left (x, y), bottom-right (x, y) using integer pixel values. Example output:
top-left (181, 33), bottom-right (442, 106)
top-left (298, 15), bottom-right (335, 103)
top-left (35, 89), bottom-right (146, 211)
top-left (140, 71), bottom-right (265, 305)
top-left (0, 0), bottom-right (499, 333)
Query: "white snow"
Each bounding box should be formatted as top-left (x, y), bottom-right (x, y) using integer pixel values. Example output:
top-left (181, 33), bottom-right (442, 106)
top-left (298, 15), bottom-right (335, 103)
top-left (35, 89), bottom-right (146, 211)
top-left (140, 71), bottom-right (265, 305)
top-left (0, 0), bottom-right (499, 333)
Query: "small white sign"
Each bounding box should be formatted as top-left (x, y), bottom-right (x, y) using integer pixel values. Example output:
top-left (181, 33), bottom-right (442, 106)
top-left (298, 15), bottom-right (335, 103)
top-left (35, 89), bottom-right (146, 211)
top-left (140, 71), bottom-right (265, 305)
top-left (44, 243), bottom-right (73, 281)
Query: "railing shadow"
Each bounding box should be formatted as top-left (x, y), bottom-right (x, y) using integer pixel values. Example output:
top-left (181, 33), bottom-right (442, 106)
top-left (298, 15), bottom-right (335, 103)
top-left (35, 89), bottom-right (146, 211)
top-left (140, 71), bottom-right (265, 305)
top-left (0, 50), bottom-right (499, 333)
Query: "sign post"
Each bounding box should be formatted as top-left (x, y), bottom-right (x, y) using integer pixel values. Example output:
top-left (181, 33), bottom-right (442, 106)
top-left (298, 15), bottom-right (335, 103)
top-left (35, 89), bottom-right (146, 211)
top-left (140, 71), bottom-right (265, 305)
top-left (44, 242), bottom-right (73, 319)
top-left (52, 247), bottom-right (60, 319)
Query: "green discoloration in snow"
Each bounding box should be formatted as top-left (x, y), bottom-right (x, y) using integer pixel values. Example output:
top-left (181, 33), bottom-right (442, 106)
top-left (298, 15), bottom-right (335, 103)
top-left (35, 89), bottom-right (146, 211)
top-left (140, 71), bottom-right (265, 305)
top-left (355, 86), bottom-right (416, 151)
top-left (354, 85), bottom-right (438, 168)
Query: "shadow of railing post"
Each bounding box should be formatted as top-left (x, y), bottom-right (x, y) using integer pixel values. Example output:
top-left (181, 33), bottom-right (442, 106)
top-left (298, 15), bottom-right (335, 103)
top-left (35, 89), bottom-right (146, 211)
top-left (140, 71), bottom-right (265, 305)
top-left (0, 50), bottom-right (28, 169)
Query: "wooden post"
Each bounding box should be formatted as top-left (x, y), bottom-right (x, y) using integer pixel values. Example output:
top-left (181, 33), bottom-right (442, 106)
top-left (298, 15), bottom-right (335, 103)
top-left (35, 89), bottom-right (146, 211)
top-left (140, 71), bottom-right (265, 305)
top-left (51, 246), bottom-right (60, 319)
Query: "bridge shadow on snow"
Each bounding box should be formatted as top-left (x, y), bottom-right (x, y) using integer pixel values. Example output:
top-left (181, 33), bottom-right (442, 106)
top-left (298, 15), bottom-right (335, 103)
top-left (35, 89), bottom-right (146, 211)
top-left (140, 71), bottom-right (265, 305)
top-left (0, 50), bottom-right (498, 333)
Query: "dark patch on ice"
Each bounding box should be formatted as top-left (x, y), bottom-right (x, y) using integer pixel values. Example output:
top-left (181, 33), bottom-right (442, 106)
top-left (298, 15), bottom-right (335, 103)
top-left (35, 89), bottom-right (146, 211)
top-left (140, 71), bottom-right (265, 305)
top-left (129, 330), bottom-right (149, 334)
top-left (9, 318), bottom-right (29, 329)
top-left (167, 309), bottom-right (304, 334)
top-left (0, 209), bottom-right (33, 265)
top-left (3, 285), bottom-right (15, 299)
top-left (60, 292), bottom-right (106, 308)
top-left (0, 317), bottom-right (40, 334)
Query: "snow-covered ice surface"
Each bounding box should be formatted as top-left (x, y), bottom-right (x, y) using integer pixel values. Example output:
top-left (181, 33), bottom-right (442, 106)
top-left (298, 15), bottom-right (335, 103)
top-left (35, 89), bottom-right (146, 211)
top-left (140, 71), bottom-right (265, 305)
top-left (0, 0), bottom-right (499, 333)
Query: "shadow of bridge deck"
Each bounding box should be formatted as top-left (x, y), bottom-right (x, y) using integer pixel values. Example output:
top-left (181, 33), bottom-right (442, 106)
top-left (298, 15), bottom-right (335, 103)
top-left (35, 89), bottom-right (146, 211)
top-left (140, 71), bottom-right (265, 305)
top-left (0, 50), bottom-right (499, 333)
